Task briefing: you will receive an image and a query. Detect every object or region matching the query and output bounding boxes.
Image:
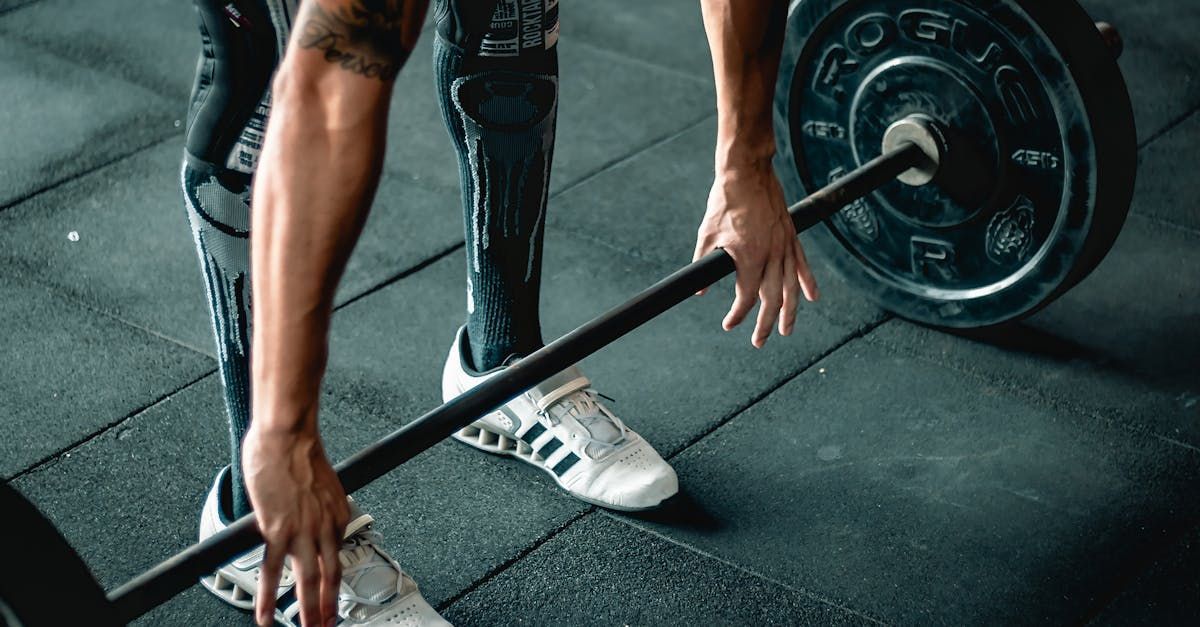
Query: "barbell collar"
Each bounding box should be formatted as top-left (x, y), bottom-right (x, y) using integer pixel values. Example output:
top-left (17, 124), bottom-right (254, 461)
top-left (881, 115), bottom-right (946, 186)
top-left (1096, 22), bottom-right (1123, 59)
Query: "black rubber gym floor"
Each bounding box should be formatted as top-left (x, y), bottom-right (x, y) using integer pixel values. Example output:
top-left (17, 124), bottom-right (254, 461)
top-left (1, 0), bottom-right (1197, 624)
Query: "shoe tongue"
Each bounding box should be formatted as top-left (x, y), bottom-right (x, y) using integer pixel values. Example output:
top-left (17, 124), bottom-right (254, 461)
top-left (339, 500), bottom-right (399, 611)
top-left (576, 408), bottom-right (622, 444)
top-left (550, 393), bottom-right (622, 458)
top-left (525, 365), bottom-right (624, 455)
top-left (340, 535), bottom-right (400, 613)
top-left (350, 560), bottom-right (397, 605)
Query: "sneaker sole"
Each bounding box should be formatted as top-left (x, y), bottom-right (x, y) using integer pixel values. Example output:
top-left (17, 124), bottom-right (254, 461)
top-left (450, 419), bottom-right (669, 512)
top-left (199, 570), bottom-right (256, 611)
top-left (200, 571), bottom-right (299, 626)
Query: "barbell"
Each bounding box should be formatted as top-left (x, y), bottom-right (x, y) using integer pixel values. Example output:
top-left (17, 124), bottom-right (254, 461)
top-left (0, 0), bottom-right (1134, 624)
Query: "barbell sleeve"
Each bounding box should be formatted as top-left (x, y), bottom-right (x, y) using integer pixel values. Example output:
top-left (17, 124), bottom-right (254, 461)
top-left (106, 140), bottom-right (925, 624)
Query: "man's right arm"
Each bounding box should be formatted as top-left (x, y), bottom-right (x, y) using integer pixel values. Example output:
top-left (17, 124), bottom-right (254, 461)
top-left (244, 2), bottom-right (426, 626)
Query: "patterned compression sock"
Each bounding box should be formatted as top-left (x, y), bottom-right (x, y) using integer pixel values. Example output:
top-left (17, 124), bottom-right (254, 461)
top-left (182, 161), bottom-right (254, 519)
top-left (433, 2), bottom-right (560, 371)
top-left (181, 0), bottom-right (297, 519)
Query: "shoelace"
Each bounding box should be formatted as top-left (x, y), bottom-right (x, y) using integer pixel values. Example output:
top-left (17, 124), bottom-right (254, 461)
top-left (542, 389), bottom-right (630, 459)
top-left (335, 527), bottom-right (406, 617)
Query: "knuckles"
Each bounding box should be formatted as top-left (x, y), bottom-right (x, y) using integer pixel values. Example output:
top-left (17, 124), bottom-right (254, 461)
top-left (262, 521), bottom-right (294, 544)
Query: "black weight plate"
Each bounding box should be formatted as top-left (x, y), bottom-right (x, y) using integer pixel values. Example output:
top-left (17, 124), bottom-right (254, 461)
top-left (0, 483), bottom-right (117, 626)
top-left (773, 0), bottom-right (1136, 328)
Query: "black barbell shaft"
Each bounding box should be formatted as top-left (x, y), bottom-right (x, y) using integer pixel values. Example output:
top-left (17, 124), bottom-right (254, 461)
top-left (106, 141), bottom-right (924, 624)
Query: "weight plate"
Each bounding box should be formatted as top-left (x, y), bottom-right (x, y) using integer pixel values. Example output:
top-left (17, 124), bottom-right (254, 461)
top-left (1, 483), bottom-right (117, 626)
top-left (773, 0), bottom-right (1137, 328)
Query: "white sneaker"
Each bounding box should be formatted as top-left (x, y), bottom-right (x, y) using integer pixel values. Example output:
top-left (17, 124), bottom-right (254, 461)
top-left (442, 326), bottom-right (679, 511)
top-left (199, 467), bottom-right (452, 626)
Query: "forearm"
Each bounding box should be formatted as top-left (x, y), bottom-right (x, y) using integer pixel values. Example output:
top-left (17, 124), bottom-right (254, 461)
top-left (701, 0), bottom-right (786, 171)
top-left (249, 60), bottom-right (392, 435)
top-left (696, 0), bottom-right (819, 346)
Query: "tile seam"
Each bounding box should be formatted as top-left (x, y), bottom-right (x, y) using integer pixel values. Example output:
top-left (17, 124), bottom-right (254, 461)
top-left (435, 508), bottom-right (596, 612)
top-left (5, 269), bottom-right (216, 359)
top-left (601, 511), bottom-right (890, 625)
top-left (0, 132), bottom-right (180, 214)
top-left (1126, 210), bottom-right (1200, 237)
top-left (4, 369), bottom-right (217, 483)
top-left (0, 28), bottom-right (186, 103)
top-left (332, 242), bottom-right (466, 312)
top-left (1137, 102), bottom-right (1200, 150)
top-left (0, 0), bottom-right (40, 16)
top-left (664, 316), bottom-right (892, 460)
top-left (551, 112), bottom-right (715, 200)
top-left (569, 37), bottom-right (714, 87)
top-left (859, 326), bottom-right (1200, 456)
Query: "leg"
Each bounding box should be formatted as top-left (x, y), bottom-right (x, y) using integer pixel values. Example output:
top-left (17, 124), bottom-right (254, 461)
top-left (433, 0), bottom-right (560, 371)
top-left (188, 2), bottom-right (451, 623)
top-left (436, 1), bottom-right (679, 511)
top-left (182, 0), bottom-right (295, 519)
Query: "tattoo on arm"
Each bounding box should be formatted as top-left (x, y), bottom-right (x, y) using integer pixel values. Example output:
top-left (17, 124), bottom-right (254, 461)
top-left (297, 0), bottom-right (416, 81)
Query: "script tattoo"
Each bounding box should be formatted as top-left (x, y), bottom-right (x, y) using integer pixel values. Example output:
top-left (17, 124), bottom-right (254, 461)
top-left (297, 0), bottom-right (415, 81)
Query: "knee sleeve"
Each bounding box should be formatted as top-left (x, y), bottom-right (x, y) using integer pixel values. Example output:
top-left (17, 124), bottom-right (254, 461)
top-left (185, 0), bottom-right (296, 172)
top-left (434, 0), bottom-right (561, 279)
top-left (433, 0), bottom-right (560, 367)
top-left (181, 163), bottom-right (252, 417)
top-left (182, 161), bottom-right (254, 516)
top-left (182, 163), bottom-right (252, 355)
top-left (452, 68), bottom-right (558, 279)
top-left (435, 0), bottom-right (559, 60)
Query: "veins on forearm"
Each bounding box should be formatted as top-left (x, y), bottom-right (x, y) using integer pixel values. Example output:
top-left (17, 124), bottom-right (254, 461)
top-left (297, 0), bottom-right (414, 81)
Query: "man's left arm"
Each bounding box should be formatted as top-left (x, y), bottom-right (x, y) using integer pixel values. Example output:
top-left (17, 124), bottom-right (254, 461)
top-left (695, 0), bottom-right (819, 348)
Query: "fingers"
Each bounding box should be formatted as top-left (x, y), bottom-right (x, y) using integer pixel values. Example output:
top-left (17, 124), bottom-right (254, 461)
top-left (319, 518), bottom-right (343, 626)
top-left (780, 244), bottom-right (800, 337)
top-left (724, 250), bottom-right (763, 332)
top-left (752, 247), bottom-right (784, 348)
top-left (794, 238), bottom-right (819, 302)
top-left (292, 537), bottom-right (323, 627)
top-left (256, 541), bottom-right (286, 627)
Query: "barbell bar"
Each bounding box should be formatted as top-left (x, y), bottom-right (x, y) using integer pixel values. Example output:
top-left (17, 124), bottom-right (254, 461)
top-left (105, 130), bottom-right (928, 627)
